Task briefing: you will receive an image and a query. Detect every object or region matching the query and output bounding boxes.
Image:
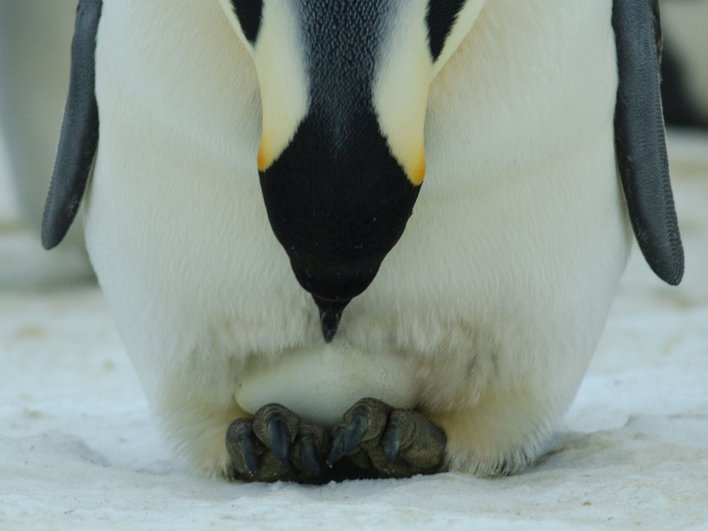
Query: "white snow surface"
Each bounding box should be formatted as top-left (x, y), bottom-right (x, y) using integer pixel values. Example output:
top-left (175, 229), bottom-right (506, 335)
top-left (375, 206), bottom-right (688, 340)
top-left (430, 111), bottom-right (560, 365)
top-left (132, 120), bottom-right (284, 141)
top-left (1, 131), bottom-right (707, 529)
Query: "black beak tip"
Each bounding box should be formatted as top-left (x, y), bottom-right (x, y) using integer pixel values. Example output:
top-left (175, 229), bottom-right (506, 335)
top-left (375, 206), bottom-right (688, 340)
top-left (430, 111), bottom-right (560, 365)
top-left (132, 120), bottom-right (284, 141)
top-left (314, 297), bottom-right (350, 343)
top-left (322, 325), bottom-right (338, 344)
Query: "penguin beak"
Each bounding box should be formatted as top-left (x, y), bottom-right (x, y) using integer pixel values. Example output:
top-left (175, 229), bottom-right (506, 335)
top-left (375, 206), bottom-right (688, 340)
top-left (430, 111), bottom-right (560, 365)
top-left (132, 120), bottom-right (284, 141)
top-left (313, 297), bottom-right (350, 343)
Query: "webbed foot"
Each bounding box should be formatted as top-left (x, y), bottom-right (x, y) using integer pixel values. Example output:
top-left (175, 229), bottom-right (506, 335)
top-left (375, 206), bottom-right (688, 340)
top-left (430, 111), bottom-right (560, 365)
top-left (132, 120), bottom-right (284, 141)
top-left (326, 397), bottom-right (447, 478)
top-left (226, 404), bottom-right (329, 483)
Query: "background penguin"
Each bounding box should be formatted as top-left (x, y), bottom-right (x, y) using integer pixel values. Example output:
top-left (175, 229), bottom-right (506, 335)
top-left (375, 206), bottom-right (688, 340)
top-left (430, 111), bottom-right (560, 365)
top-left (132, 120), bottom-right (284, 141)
top-left (660, 0), bottom-right (708, 128)
top-left (43, 0), bottom-right (682, 482)
top-left (0, 0), bottom-right (93, 287)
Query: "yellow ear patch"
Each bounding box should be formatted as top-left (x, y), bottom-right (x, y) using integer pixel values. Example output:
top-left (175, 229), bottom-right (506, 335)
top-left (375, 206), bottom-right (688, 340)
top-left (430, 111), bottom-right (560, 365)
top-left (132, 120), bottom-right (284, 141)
top-left (408, 150), bottom-right (426, 186)
top-left (252, 2), bottom-right (309, 175)
top-left (257, 140), bottom-right (270, 172)
top-left (372, 3), bottom-right (431, 189)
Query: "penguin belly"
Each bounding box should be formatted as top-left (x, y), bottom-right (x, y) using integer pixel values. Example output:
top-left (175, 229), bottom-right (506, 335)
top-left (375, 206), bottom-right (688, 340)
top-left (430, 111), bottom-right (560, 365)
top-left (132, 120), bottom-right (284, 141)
top-left (235, 343), bottom-right (417, 426)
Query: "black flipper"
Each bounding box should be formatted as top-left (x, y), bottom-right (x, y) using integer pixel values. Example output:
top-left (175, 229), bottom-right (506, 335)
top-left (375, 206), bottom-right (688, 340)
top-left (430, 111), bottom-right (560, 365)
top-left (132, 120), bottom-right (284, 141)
top-left (612, 0), bottom-right (684, 285)
top-left (41, 0), bottom-right (102, 250)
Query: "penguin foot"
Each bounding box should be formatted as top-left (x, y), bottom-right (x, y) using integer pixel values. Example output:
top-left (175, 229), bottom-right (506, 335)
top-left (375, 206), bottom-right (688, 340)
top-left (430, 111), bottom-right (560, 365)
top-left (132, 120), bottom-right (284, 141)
top-left (225, 404), bottom-right (329, 483)
top-left (326, 398), bottom-right (447, 478)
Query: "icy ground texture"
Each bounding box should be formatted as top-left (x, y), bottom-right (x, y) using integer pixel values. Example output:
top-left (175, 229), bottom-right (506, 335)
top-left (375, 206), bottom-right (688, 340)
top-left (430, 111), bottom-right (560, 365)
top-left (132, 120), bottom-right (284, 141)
top-left (1, 131), bottom-right (707, 529)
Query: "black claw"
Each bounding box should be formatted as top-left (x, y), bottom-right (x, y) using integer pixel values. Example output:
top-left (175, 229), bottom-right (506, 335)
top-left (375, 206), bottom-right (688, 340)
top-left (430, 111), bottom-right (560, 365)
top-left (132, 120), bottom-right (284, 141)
top-left (300, 436), bottom-right (321, 476)
top-left (266, 413), bottom-right (291, 465)
top-left (344, 411), bottom-right (367, 453)
top-left (239, 433), bottom-right (258, 477)
top-left (327, 405), bottom-right (368, 467)
top-left (383, 422), bottom-right (401, 463)
top-left (326, 433), bottom-right (346, 468)
top-left (226, 420), bottom-right (258, 477)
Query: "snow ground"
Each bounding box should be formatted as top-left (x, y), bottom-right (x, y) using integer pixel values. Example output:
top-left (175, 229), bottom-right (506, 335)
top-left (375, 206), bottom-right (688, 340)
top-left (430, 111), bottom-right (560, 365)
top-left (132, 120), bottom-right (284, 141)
top-left (1, 131), bottom-right (707, 530)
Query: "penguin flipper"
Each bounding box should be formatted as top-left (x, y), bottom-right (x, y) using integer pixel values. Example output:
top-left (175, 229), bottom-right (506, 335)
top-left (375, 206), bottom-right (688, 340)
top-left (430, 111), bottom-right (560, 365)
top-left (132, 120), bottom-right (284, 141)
top-left (612, 0), bottom-right (684, 285)
top-left (41, 0), bottom-right (102, 250)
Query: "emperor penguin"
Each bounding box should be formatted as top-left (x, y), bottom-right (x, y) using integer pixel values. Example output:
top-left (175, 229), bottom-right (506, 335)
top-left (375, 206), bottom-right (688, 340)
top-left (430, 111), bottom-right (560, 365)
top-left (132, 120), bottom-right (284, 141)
top-left (43, 0), bottom-right (683, 482)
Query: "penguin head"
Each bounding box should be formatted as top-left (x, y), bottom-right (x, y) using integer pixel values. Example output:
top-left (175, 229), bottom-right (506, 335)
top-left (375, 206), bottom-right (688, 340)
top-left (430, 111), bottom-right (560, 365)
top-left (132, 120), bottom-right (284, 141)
top-left (219, 0), bottom-right (486, 341)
